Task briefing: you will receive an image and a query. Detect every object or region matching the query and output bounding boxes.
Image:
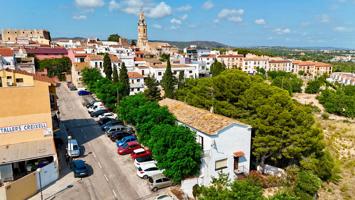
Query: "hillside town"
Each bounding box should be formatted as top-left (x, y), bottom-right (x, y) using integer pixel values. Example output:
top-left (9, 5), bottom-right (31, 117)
top-left (0, 2), bottom-right (355, 200)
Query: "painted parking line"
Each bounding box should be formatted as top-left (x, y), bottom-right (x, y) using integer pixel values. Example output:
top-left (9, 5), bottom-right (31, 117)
top-left (104, 174), bottom-right (109, 182)
top-left (112, 190), bottom-right (117, 198)
top-left (97, 162), bottom-right (102, 169)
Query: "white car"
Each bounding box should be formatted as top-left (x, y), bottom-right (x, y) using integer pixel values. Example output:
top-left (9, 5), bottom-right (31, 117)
top-left (136, 163), bottom-right (163, 179)
top-left (88, 105), bottom-right (106, 113)
top-left (98, 112), bottom-right (117, 120)
top-left (154, 194), bottom-right (176, 200)
top-left (67, 138), bottom-right (80, 157)
top-left (134, 156), bottom-right (157, 169)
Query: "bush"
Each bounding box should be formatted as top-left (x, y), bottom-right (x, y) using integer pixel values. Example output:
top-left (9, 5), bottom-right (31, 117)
top-left (305, 80), bottom-right (322, 94)
top-left (294, 171), bottom-right (321, 200)
top-left (321, 112), bottom-right (329, 119)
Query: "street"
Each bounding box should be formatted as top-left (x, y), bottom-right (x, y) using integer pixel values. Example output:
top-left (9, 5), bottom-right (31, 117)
top-left (31, 83), bottom-right (166, 200)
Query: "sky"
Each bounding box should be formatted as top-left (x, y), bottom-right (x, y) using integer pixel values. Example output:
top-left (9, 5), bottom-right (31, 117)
top-left (1, 0), bottom-right (355, 48)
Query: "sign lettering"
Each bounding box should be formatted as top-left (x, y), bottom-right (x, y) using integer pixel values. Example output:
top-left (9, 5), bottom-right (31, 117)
top-left (0, 122), bottom-right (47, 134)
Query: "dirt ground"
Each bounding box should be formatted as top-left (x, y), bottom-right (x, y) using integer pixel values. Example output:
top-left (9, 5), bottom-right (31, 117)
top-left (292, 93), bottom-right (355, 200)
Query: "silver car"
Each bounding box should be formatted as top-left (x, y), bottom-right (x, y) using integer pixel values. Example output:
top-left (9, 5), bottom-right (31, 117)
top-left (148, 173), bottom-right (173, 192)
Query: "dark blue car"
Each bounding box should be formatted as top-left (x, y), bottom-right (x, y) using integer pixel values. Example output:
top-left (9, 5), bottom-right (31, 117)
top-left (116, 135), bottom-right (137, 147)
top-left (70, 160), bottom-right (89, 178)
top-left (78, 90), bottom-right (92, 96)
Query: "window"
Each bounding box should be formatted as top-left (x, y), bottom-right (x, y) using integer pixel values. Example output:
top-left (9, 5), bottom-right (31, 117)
top-left (156, 179), bottom-right (163, 183)
top-left (0, 77), bottom-right (2, 87)
top-left (215, 159), bottom-right (228, 171)
top-left (16, 78), bottom-right (24, 83)
top-left (189, 70), bottom-right (192, 74)
top-left (158, 72), bottom-right (162, 76)
top-left (141, 70), bottom-right (144, 75)
top-left (95, 62), bottom-right (98, 68)
top-left (137, 79), bottom-right (140, 82)
top-left (137, 88), bottom-right (140, 91)
top-left (198, 135), bottom-right (204, 150)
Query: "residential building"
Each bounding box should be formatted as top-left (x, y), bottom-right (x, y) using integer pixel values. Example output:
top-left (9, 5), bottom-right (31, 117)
top-left (128, 72), bottom-right (145, 95)
top-left (0, 69), bottom-right (58, 185)
top-left (329, 72), bottom-right (355, 85)
top-left (71, 62), bottom-right (89, 88)
top-left (67, 48), bottom-right (87, 63)
top-left (217, 54), bottom-right (244, 69)
top-left (25, 47), bottom-right (68, 60)
top-left (0, 48), bottom-right (15, 69)
top-left (147, 61), bottom-right (198, 82)
top-left (269, 59), bottom-right (293, 72)
top-left (243, 57), bottom-right (269, 74)
top-left (292, 61), bottom-right (332, 78)
top-left (159, 99), bottom-right (251, 187)
top-left (1, 29), bottom-right (51, 45)
top-left (53, 39), bottom-right (82, 49)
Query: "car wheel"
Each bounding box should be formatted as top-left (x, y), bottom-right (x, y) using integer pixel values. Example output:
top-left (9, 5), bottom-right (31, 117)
top-left (143, 175), bottom-right (148, 179)
top-left (152, 187), bottom-right (158, 192)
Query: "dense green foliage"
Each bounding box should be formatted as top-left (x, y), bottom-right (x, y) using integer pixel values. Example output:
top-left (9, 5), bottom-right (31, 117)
top-left (176, 70), bottom-right (334, 181)
top-left (210, 60), bottom-right (226, 77)
top-left (37, 57), bottom-right (71, 80)
top-left (107, 34), bottom-right (120, 42)
top-left (82, 68), bottom-right (124, 109)
top-left (159, 53), bottom-right (170, 62)
top-left (178, 71), bottom-right (185, 89)
top-left (161, 59), bottom-right (176, 98)
top-left (332, 62), bottom-right (355, 73)
top-left (294, 171), bottom-right (322, 200)
top-left (267, 71), bottom-right (303, 94)
top-left (318, 85), bottom-right (355, 118)
top-left (305, 80), bottom-right (322, 94)
top-left (112, 66), bottom-right (119, 83)
top-left (144, 75), bottom-right (161, 100)
top-left (103, 53), bottom-right (112, 80)
top-left (118, 94), bottom-right (201, 182)
top-left (118, 62), bottom-right (130, 97)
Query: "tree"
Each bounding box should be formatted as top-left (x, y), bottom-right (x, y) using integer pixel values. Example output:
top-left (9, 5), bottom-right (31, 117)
top-left (37, 57), bottom-right (72, 80)
top-left (305, 80), bottom-right (321, 94)
top-left (130, 40), bottom-right (136, 46)
top-left (178, 71), bottom-right (185, 89)
top-left (210, 60), bottom-right (226, 77)
top-left (112, 66), bottom-right (119, 83)
top-left (107, 34), bottom-right (120, 42)
top-left (294, 171), bottom-right (321, 200)
top-left (103, 53), bottom-right (112, 80)
top-left (144, 75), bottom-right (161, 100)
top-left (118, 62), bottom-right (130, 97)
top-left (159, 53), bottom-right (170, 62)
top-left (161, 59), bottom-right (176, 98)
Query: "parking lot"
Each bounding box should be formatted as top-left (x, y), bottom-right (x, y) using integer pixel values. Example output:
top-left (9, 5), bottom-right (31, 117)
top-left (31, 83), bottom-right (169, 200)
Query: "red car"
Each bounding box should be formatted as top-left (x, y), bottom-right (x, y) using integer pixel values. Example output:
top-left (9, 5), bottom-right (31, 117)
top-left (130, 148), bottom-right (152, 159)
top-left (117, 141), bottom-right (142, 155)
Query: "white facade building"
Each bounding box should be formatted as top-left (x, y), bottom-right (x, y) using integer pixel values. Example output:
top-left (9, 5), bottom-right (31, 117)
top-left (159, 98), bottom-right (252, 188)
top-left (128, 72), bottom-right (145, 95)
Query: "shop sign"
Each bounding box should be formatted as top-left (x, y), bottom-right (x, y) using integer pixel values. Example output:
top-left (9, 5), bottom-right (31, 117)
top-left (0, 122), bottom-right (47, 134)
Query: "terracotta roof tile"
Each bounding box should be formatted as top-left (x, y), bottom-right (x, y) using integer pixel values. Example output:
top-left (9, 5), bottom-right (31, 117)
top-left (109, 54), bottom-right (120, 63)
top-left (0, 48), bottom-right (14, 57)
top-left (74, 62), bottom-right (89, 71)
top-left (128, 72), bottom-right (143, 79)
top-left (218, 54), bottom-right (244, 58)
top-left (159, 98), bottom-right (250, 135)
top-left (86, 54), bottom-right (103, 61)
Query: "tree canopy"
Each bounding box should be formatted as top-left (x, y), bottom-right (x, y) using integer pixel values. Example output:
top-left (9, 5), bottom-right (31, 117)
top-left (267, 71), bottom-right (303, 94)
top-left (107, 34), bottom-right (120, 42)
top-left (103, 53), bottom-right (112, 80)
top-left (118, 62), bottom-right (130, 97)
top-left (161, 59), bottom-right (176, 98)
top-left (37, 57), bottom-right (71, 80)
top-left (144, 75), bottom-right (161, 100)
top-left (112, 66), bottom-right (119, 83)
top-left (210, 60), bottom-right (226, 77)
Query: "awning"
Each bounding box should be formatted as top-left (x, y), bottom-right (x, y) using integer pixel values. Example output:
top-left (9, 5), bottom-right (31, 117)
top-left (0, 139), bottom-right (56, 165)
top-left (233, 151), bottom-right (245, 157)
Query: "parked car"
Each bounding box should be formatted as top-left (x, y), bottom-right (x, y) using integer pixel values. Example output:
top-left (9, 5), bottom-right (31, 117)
top-left (67, 138), bottom-right (80, 157)
top-left (131, 148), bottom-right (152, 159)
top-left (149, 174), bottom-right (173, 192)
top-left (70, 160), bottom-right (89, 178)
top-left (98, 117), bottom-right (115, 125)
top-left (136, 163), bottom-right (163, 179)
top-left (109, 131), bottom-right (131, 142)
top-left (116, 135), bottom-right (136, 147)
top-left (134, 156), bottom-right (156, 169)
top-left (87, 102), bottom-right (103, 110)
top-left (90, 109), bottom-right (109, 117)
top-left (98, 112), bottom-right (117, 120)
top-left (88, 104), bottom-right (105, 113)
top-left (78, 90), bottom-right (92, 96)
top-left (105, 125), bottom-right (127, 137)
top-left (100, 119), bottom-right (123, 129)
top-left (117, 141), bottom-right (142, 155)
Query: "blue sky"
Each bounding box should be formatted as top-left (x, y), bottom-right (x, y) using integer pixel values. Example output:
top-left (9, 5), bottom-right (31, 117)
top-left (1, 0), bottom-right (355, 48)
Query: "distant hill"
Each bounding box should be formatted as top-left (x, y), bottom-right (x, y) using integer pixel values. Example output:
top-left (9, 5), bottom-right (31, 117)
top-left (52, 37), bottom-right (86, 41)
top-left (151, 40), bottom-right (232, 50)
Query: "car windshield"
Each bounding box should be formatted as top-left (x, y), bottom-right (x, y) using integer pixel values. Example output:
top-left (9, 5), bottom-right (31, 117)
top-left (73, 145), bottom-right (79, 150)
top-left (122, 143), bottom-right (128, 148)
top-left (76, 163), bottom-right (86, 170)
top-left (137, 156), bottom-right (152, 162)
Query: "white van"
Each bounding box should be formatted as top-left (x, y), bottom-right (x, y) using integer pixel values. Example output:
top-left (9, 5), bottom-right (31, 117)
top-left (67, 138), bottom-right (80, 157)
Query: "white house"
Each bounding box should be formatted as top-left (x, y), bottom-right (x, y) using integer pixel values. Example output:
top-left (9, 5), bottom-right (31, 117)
top-left (147, 63), bottom-right (198, 82)
top-left (128, 72), bottom-right (145, 95)
top-left (159, 99), bottom-right (252, 193)
top-left (0, 48), bottom-right (15, 69)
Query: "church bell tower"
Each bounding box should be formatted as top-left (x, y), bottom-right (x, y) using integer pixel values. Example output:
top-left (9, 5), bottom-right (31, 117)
top-left (137, 11), bottom-right (148, 49)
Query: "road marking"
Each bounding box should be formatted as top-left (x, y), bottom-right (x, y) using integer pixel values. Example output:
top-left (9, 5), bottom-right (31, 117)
top-left (104, 174), bottom-right (109, 182)
top-left (92, 152), bottom-right (96, 158)
top-left (112, 190), bottom-right (117, 198)
top-left (97, 162), bottom-right (102, 169)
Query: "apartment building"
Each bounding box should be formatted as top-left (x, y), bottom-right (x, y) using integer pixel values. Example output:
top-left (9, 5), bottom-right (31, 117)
top-left (2, 29), bottom-right (51, 45)
top-left (269, 60), bottom-right (293, 72)
top-left (292, 61), bottom-right (332, 78)
top-left (217, 54), bottom-right (244, 69)
top-left (128, 72), bottom-right (145, 95)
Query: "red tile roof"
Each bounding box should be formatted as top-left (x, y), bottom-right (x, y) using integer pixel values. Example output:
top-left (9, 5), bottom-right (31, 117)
top-left (128, 72), bottom-right (143, 79)
top-left (134, 57), bottom-right (144, 61)
top-left (218, 54), bottom-right (244, 58)
top-left (0, 48), bottom-right (14, 57)
top-left (269, 60), bottom-right (291, 63)
top-left (25, 47), bottom-right (68, 55)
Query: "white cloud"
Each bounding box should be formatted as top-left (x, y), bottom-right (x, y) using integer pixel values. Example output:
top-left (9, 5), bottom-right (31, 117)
top-left (153, 24), bottom-right (162, 29)
top-left (319, 14), bottom-right (330, 23)
top-left (75, 0), bottom-right (104, 8)
top-left (202, 1), bottom-right (214, 10)
top-left (273, 28), bottom-right (291, 35)
top-left (146, 2), bottom-right (172, 18)
top-left (180, 14), bottom-right (188, 20)
top-left (255, 18), bottom-right (266, 25)
top-left (334, 26), bottom-right (351, 32)
top-left (109, 0), bottom-right (120, 11)
top-left (177, 5), bottom-right (192, 12)
top-left (170, 18), bottom-right (182, 25)
top-left (217, 9), bottom-right (244, 23)
top-left (73, 15), bottom-right (87, 20)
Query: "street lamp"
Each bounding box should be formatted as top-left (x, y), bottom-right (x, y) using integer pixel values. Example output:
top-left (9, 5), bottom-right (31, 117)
top-left (36, 168), bottom-right (43, 200)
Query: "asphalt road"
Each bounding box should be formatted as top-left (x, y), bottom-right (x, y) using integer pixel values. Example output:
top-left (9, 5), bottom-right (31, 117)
top-left (54, 83), bottom-right (160, 200)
